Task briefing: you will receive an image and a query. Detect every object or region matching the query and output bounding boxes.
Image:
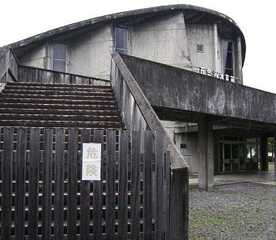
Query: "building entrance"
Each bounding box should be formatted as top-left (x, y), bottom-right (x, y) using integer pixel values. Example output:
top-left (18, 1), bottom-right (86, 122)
top-left (219, 137), bottom-right (259, 173)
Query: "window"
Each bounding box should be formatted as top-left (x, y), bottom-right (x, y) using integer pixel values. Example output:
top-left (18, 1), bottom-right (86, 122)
top-left (114, 26), bottom-right (128, 54)
top-left (222, 40), bottom-right (234, 76)
top-left (196, 44), bottom-right (204, 53)
top-left (53, 44), bottom-right (67, 72)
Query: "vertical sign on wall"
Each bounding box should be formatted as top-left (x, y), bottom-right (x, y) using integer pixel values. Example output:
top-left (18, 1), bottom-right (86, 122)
top-left (82, 143), bottom-right (101, 180)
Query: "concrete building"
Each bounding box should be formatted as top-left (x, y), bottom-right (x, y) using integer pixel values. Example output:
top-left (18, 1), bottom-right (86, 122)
top-left (1, 4), bottom-right (275, 192)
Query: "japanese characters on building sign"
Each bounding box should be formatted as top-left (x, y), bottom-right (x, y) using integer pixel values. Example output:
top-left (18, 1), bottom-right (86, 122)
top-left (82, 143), bottom-right (101, 180)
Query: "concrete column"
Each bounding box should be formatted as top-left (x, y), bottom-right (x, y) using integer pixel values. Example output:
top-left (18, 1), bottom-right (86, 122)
top-left (213, 23), bottom-right (219, 73)
top-left (235, 36), bottom-right (243, 84)
top-left (260, 136), bottom-right (269, 171)
top-left (198, 118), bottom-right (214, 190)
top-left (274, 137), bottom-right (276, 174)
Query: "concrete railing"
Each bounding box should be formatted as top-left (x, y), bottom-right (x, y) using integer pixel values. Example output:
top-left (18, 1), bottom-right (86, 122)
top-left (192, 66), bottom-right (239, 83)
top-left (0, 47), bottom-right (18, 83)
top-left (111, 52), bottom-right (189, 240)
top-left (18, 65), bottom-right (111, 86)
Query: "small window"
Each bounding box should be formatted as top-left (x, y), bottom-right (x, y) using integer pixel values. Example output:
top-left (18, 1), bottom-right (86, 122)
top-left (180, 143), bottom-right (187, 149)
top-left (53, 44), bottom-right (67, 72)
top-left (196, 44), bottom-right (204, 53)
top-left (114, 26), bottom-right (128, 54)
top-left (222, 40), bottom-right (234, 76)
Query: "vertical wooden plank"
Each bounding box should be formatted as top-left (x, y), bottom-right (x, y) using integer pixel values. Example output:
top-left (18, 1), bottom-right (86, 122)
top-left (93, 129), bottom-right (103, 240)
top-left (144, 131), bottom-right (153, 239)
top-left (169, 168), bottom-right (189, 240)
top-left (154, 135), bottom-right (165, 240)
top-left (68, 128), bottom-right (78, 240)
top-left (163, 151), bottom-right (171, 239)
top-left (80, 129), bottom-right (90, 240)
top-left (106, 130), bottom-right (116, 239)
top-left (2, 127), bottom-right (12, 239)
top-left (54, 128), bottom-right (64, 240)
top-left (131, 131), bottom-right (141, 239)
top-left (118, 131), bottom-right (128, 239)
top-left (43, 128), bottom-right (53, 240)
top-left (29, 128), bottom-right (40, 240)
top-left (15, 128), bottom-right (27, 240)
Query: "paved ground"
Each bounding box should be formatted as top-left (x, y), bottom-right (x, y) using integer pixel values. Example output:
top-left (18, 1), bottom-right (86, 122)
top-left (189, 170), bottom-right (276, 187)
top-left (189, 182), bottom-right (276, 240)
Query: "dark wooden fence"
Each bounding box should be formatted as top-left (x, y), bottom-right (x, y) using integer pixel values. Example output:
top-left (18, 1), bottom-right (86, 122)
top-left (18, 65), bottom-right (110, 86)
top-left (111, 53), bottom-right (189, 240)
top-left (0, 127), bottom-right (175, 240)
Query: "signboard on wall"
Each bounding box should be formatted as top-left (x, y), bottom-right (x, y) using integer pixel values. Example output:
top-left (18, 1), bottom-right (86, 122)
top-left (82, 143), bottom-right (101, 181)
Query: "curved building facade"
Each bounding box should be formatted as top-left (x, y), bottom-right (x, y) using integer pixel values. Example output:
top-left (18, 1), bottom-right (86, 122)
top-left (11, 5), bottom-right (245, 83)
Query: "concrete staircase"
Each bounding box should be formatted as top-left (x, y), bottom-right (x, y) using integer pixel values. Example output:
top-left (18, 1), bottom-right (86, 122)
top-left (0, 82), bottom-right (122, 128)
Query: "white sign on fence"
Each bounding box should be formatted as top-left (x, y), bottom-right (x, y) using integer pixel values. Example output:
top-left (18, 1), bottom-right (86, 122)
top-left (82, 143), bottom-right (101, 180)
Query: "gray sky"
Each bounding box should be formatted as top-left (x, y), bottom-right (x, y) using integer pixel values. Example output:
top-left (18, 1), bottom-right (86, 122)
top-left (1, 0), bottom-right (275, 93)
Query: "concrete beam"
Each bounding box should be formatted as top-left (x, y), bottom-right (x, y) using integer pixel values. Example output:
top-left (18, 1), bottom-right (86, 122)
top-left (120, 54), bottom-right (276, 127)
top-left (198, 117), bottom-right (214, 190)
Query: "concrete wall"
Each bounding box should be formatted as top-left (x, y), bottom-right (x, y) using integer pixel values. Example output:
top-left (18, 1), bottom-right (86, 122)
top-left (18, 14), bottom-right (244, 82)
top-left (121, 54), bottom-right (276, 126)
top-left (19, 24), bottom-right (113, 80)
top-left (186, 23), bottom-right (243, 82)
top-left (68, 24), bottom-right (113, 79)
top-left (163, 120), bottom-right (199, 173)
top-left (186, 24), bottom-right (215, 71)
top-left (175, 132), bottom-right (199, 173)
top-left (129, 12), bottom-right (191, 69)
top-left (20, 45), bottom-right (46, 69)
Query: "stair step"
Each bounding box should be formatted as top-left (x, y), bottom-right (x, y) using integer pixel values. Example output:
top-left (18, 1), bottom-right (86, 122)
top-left (0, 113), bottom-right (121, 122)
top-left (0, 81), bottom-right (122, 129)
top-left (0, 98), bottom-right (115, 105)
top-left (0, 93), bottom-right (114, 100)
top-left (5, 85), bottom-right (112, 92)
top-left (7, 82), bottom-right (111, 89)
top-left (3, 89), bottom-right (113, 95)
top-left (0, 120), bottom-right (122, 128)
top-left (0, 102), bottom-right (117, 110)
top-left (0, 108), bottom-right (119, 115)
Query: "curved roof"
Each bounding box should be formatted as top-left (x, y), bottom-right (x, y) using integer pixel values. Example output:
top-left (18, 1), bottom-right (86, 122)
top-left (6, 4), bottom-right (246, 64)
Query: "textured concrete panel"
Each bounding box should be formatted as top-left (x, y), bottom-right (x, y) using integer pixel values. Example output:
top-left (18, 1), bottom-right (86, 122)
top-left (130, 12), bottom-right (191, 69)
top-left (121, 54), bottom-right (276, 125)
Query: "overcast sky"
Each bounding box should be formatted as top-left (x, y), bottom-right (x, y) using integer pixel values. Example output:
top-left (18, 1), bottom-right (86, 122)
top-left (1, 0), bottom-right (275, 93)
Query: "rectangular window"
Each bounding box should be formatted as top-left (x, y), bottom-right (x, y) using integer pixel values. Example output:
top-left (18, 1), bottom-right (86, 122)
top-left (222, 40), bottom-right (234, 76)
top-left (114, 26), bottom-right (128, 54)
top-left (196, 44), bottom-right (204, 53)
top-left (53, 44), bottom-right (67, 72)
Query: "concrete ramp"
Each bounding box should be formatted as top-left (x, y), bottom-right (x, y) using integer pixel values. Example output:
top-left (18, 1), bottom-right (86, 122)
top-left (120, 54), bottom-right (276, 126)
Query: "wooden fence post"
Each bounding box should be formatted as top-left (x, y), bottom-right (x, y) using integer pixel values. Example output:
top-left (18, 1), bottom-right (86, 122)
top-left (169, 168), bottom-right (189, 240)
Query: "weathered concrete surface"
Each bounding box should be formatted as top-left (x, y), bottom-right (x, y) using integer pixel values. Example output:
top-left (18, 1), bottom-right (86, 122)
top-left (130, 12), bottom-right (191, 69)
top-left (7, 5), bottom-right (246, 67)
top-left (19, 44), bottom-right (46, 69)
top-left (19, 24), bottom-right (113, 80)
top-left (186, 23), bottom-right (215, 71)
top-left (198, 118), bottom-right (214, 190)
top-left (121, 54), bottom-right (276, 126)
top-left (68, 24), bottom-right (113, 79)
top-left (0, 48), bottom-right (18, 82)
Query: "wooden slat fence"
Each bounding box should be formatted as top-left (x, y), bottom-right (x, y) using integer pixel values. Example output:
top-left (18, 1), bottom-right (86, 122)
top-left (0, 127), bottom-right (172, 240)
